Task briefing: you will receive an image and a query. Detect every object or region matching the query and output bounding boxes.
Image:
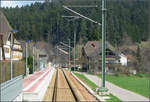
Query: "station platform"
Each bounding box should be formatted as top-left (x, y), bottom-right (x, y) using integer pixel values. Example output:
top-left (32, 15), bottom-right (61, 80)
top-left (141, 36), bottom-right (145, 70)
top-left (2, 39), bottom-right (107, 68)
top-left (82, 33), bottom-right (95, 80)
top-left (22, 67), bottom-right (54, 101)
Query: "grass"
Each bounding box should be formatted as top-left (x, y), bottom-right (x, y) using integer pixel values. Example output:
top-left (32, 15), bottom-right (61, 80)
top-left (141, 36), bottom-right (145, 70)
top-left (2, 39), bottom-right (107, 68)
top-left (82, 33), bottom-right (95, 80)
top-left (98, 74), bottom-right (149, 98)
top-left (73, 72), bottom-right (121, 101)
top-left (140, 41), bottom-right (149, 48)
top-left (74, 72), bottom-right (98, 90)
top-left (101, 93), bottom-right (121, 101)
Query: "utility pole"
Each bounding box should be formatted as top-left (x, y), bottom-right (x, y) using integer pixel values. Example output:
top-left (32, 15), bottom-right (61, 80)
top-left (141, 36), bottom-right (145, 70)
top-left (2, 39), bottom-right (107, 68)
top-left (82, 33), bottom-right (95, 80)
top-left (74, 31), bottom-right (76, 70)
top-left (10, 29), bottom-right (18, 79)
top-left (10, 32), bottom-right (13, 80)
top-left (99, 0), bottom-right (108, 92)
top-left (26, 42), bottom-right (28, 76)
top-left (56, 46), bottom-right (58, 65)
top-left (36, 49), bottom-right (39, 71)
top-left (26, 40), bottom-right (30, 76)
top-left (63, 4), bottom-right (108, 92)
top-left (62, 15), bottom-right (80, 71)
top-left (32, 45), bottom-right (35, 73)
top-left (68, 39), bottom-right (71, 71)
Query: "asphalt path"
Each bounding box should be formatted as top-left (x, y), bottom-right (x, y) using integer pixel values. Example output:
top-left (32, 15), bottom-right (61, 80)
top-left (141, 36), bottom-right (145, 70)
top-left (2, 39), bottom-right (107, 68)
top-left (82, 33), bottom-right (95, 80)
top-left (81, 72), bottom-right (149, 101)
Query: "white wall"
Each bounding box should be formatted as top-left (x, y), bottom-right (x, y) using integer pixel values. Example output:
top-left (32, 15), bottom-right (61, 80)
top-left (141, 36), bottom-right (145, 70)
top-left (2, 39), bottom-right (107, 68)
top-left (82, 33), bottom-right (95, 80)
top-left (13, 44), bottom-right (22, 50)
top-left (4, 44), bottom-right (10, 60)
top-left (13, 51), bottom-right (23, 60)
top-left (4, 40), bottom-right (23, 60)
top-left (119, 54), bottom-right (127, 66)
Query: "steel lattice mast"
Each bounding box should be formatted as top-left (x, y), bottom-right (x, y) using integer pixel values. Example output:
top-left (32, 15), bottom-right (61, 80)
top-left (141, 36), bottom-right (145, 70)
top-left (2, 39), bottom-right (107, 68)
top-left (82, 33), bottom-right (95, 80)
top-left (99, 0), bottom-right (108, 92)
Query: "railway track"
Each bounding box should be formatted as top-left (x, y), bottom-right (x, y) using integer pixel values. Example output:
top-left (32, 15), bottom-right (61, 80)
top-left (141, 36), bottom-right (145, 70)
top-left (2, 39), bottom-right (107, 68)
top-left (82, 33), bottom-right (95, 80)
top-left (43, 68), bottom-right (98, 102)
top-left (52, 69), bottom-right (77, 101)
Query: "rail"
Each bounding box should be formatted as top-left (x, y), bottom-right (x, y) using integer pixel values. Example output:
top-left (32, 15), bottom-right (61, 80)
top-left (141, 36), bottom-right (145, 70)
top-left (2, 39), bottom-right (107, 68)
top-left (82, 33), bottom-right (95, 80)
top-left (62, 69), bottom-right (79, 101)
top-left (52, 69), bottom-right (58, 101)
top-left (52, 69), bottom-right (78, 101)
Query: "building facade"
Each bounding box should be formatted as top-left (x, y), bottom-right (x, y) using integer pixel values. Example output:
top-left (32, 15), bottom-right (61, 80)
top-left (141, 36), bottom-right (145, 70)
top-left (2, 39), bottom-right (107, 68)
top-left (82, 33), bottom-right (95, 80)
top-left (0, 12), bottom-right (23, 60)
top-left (81, 41), bottom-right (127, 73)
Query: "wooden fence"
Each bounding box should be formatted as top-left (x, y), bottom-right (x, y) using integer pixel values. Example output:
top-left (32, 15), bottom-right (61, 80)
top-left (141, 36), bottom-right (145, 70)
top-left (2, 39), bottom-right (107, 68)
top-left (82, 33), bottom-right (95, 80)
top-left (0, 61), bottom-right (25, 83)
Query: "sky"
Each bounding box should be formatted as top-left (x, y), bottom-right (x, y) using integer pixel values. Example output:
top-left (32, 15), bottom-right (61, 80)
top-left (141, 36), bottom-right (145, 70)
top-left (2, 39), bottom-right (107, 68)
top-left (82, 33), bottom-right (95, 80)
top-left (1, 0), bottom-right (44, 8)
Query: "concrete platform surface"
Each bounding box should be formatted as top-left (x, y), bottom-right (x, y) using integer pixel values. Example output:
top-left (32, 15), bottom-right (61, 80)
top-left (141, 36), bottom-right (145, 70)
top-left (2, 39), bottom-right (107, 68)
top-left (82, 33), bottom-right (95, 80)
top-left (22, 67), bottom-right (54, 101)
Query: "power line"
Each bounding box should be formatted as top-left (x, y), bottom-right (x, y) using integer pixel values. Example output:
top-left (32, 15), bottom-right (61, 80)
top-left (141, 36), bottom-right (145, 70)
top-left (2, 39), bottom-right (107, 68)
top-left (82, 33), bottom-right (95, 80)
top-left (63, 5), bottom-right (101, 25)
top-left (67, 5), bottom-right (98, 8)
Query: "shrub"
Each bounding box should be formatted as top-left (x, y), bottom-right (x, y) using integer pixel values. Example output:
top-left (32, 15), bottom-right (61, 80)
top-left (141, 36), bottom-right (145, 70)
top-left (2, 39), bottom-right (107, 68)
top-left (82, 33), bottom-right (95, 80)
top-left (136, 73), bottom-right (147, 78)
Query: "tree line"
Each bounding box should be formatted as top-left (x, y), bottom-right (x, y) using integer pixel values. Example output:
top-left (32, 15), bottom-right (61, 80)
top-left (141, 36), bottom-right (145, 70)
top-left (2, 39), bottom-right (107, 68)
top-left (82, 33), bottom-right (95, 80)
top-left (2, 0), bottom-right (149, 47)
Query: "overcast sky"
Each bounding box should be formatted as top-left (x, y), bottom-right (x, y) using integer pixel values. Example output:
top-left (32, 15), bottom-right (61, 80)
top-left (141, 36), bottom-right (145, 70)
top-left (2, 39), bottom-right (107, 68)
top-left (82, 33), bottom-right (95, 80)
top-left (1, 1), bottom-right (44, 8)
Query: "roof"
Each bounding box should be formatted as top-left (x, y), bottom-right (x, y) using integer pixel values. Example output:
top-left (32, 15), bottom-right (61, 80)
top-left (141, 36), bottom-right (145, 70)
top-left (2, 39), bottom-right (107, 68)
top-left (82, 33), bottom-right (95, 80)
top-left (0, 12), bottom-right (21, 46)
top-left (0, 12), bottom-right (12, 44)
top-left (39, 49), bottom-right (47, 55)
top-left (35, 41), bottom-right (48, 49)
top-left (121, 48), bottom-right (136, 56)
top-left (84, 41), bottom-right (115, 58)
top-left (14, 39), bottom-right (21, 45)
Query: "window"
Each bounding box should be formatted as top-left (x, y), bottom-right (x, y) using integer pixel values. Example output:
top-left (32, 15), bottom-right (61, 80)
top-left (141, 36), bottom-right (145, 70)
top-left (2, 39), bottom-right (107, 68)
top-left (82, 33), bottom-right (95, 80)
top-left (91, 43), bottom-right (96, 48)
top-left (4, 48), bottom-right (9, 53)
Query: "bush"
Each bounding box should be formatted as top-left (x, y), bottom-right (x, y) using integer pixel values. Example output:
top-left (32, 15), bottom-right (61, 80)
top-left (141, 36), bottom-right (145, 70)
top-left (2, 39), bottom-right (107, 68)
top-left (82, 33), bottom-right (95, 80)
top-left (22, 56), bottom-right (33, 74)
top-left (136, 73), bottom-right (147, 78)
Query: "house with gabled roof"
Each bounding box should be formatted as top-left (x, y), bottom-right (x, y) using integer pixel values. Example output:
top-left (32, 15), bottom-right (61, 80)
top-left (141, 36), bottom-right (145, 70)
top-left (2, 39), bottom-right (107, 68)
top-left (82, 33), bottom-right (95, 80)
top-left (0, 12), bottom-right (23, 60)
top-left (81, 41), bottom-right (124, 73)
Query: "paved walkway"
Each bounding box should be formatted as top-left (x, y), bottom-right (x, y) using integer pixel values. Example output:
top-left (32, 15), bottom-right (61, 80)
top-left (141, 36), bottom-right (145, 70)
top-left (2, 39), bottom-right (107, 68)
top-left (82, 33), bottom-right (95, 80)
top-left (23, 67), bottom-right (51, 92)
top-left (81, 72), bottom-right (149, 101)
top-left (22, 67), bottom-right (54, 101)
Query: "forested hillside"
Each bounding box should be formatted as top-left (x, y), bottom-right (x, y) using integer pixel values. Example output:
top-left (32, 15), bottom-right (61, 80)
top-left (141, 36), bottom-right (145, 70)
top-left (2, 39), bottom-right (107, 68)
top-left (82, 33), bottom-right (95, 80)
top-left (2, 0), bottom-right (149, 46)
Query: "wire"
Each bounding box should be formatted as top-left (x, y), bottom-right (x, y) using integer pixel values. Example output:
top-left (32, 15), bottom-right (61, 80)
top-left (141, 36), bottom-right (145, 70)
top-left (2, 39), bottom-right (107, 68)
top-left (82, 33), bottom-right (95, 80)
top-left (63, 5), bottom-right (101, 26)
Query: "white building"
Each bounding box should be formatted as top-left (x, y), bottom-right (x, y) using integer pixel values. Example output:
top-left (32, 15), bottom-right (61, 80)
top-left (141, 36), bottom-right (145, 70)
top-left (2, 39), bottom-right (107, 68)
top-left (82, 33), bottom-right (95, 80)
top-left (119, 53), bottom-right (127, 66)
top-left (0, 12), bottom-right (23, 60)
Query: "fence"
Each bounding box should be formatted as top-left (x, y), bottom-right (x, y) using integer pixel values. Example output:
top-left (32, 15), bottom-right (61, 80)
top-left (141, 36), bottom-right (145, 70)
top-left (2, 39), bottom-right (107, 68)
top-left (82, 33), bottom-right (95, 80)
top-left (0, 75), bottom-right (22, 101)
top-left (0, 61), bottom-right (25, 83)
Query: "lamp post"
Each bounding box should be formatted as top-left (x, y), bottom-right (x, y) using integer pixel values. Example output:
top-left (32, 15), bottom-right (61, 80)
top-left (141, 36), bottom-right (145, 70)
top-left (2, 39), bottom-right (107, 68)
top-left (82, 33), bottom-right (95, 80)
top-left (26, 40), bottom-right (30, 76)
top-left (36, 48), bottom-right (40, 71)
top-left (33, 44), bottom-right (35, 73)
top-left (10, 29), bottom-right (18, 80)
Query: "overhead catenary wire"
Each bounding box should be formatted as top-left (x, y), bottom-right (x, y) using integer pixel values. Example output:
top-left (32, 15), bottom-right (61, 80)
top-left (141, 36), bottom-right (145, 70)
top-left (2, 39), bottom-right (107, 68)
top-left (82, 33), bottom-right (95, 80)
top-left (66, 5), bottom-right (98, 8)
top-left (63, 5), bottom-right (101, 26)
